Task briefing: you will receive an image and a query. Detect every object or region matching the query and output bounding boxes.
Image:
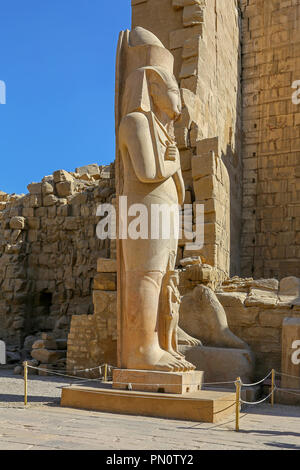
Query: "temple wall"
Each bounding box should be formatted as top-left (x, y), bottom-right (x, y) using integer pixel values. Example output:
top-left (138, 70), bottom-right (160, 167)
top-left (0, 164), bottom-right (115, 349)
top-left (67, 258), bottom-right (117, 374)
top-left (217, 277), bottom-right (300, 379)
top-left (240, 0), bottom-right (300, 279)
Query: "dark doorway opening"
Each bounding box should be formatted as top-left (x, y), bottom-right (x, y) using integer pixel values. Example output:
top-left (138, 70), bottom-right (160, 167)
top-left (39, 292), bottom-right (52, 312)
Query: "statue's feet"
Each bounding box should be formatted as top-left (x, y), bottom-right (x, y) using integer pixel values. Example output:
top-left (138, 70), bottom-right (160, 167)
top-left (152, 350), bottom-right (189, 372)
top-left (166, 347), bottom-right (196, 371)
top-left (125, 349), bottom-right (195, 373)
top-left (178, 357), bottom-right (196, 371)
top-left (178, 327), bottom-right (202, 347)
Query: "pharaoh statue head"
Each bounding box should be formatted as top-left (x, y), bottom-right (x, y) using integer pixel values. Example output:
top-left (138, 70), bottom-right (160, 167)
top-left (116, 27), bottom-right (182, 125)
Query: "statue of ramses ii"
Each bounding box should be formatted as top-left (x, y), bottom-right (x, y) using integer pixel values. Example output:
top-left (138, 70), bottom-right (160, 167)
top-left (115, 27), bottom-right (197, 372)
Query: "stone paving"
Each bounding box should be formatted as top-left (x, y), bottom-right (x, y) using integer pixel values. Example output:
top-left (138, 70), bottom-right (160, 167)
top-left (0, 369), bottom-right (299, 450)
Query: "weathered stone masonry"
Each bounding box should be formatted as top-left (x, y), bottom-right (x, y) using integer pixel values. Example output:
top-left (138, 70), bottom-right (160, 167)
top-left (0, 164), bottom-right (115, 349)
top-left (241, 0), bottom-right (300, 279)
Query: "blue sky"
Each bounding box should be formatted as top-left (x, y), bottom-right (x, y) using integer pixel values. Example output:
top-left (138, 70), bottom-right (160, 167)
top-left (0, 0), bottom-right (131, 194)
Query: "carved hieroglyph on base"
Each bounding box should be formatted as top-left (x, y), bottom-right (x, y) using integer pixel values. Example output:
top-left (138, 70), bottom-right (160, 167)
top-left (115, 27), bottom-right (198, 380)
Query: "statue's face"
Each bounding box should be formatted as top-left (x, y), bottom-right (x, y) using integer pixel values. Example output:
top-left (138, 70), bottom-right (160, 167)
top-left (150, 79), bottom-right (182, 121)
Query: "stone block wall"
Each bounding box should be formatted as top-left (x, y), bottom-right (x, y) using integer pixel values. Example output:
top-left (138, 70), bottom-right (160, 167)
top-left (217, 276), bottom-right (300, 379)
top-left (67, 258), bottom-right (118, 374)
top-left (0, 164), bottom-right (115, 349)
top-left (240, 0), bottom-right (300, 279)
top-left (191, 137), bottom-right (230, 275)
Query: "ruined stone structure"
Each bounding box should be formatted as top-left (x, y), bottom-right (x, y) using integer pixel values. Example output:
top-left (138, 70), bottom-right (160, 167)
top-left (0, 164), bottom-right (115, 352)
top-left (1, 0), bottom-right (300, 387)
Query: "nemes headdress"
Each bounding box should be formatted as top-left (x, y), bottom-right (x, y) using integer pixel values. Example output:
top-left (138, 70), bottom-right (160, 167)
top-left (126, 27), bottom-right (174, 76)
top-left (116, 27), bottom-right (177, 120)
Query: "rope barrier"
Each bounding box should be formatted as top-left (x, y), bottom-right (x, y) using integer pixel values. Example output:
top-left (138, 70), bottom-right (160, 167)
top-left (27, 365), bottom-right (103, 382)
top-left (25, 364), bottom-right (237, 388)
top-left (40, 362), bottom-right (300, 386)
top-left (23, 364), bottom-right (71, 373)
top-left (23, 363), bottom-right (300, 435)
top-left (113, 381), bottom-right (207, 387)
top-left (25, 364), bottom-right (300, 390)
top-left (75, 364), bottom-right (114, 373)
top-left (240, 387), bottom-right (277, 405)
top-left (275, 370), bottom-right (300, 381)
top-left (113, 379), bottom-right (237, 386)
top-left (25, 364), bottom-right (291, 389)
top-left (75, 365), bottom-right (104, 372)
top-left (240, 371), bottom-right (273, 387)
top-left (203, 380), bottom-right (236, 386)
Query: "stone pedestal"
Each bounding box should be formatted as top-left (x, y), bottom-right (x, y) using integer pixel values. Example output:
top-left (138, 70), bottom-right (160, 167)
top-left (61, 385), bottom-right (236, 423)
top-left (112, 369), bottom-right (204, 394)
top-left (281, 318), bottom-right (300, 389)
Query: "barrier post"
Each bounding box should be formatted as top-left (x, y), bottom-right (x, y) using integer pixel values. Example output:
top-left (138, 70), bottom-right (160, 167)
top-left (271, 369), bottom-right (275, 406)
top-left (24, 361), bottom-right (28, 406)
top-left (104, 363), bottom-right (108, 382)
top-left (235, 377), bottom-right (241, 432)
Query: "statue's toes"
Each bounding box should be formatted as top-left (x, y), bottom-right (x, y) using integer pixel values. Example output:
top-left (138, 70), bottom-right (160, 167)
top-left (185, 360), bottom-right (196, 371)
top-left (174, 359), bottom-right (185, 372)
top-left (168, 362), bottom-right (178, 372)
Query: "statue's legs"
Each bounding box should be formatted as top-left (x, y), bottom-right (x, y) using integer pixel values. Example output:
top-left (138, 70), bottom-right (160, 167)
top-left (122, 270), bottom-right (190, 372)
top-left (120, 204), bottom-right (195, 371)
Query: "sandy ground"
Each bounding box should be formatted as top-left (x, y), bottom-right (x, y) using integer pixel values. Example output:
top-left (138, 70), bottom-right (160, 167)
top-left (0, 369), bottom-right (299, 450)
